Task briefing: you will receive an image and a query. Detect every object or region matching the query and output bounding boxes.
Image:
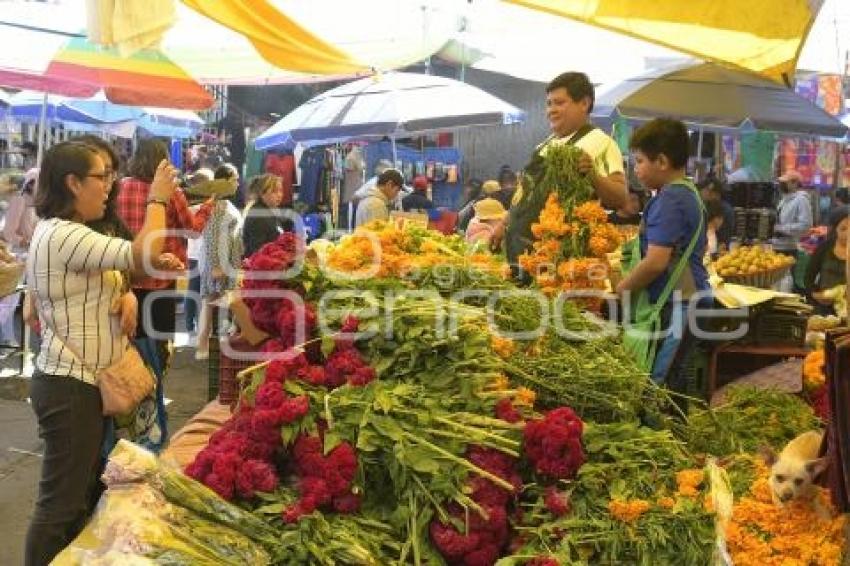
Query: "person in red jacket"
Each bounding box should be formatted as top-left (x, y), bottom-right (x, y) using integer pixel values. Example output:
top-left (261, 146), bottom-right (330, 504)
top-left (117, 139), bottom-right (215, 357)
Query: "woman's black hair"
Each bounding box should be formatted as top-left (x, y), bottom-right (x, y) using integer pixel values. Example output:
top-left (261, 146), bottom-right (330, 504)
top-left (705, 199), bottom-right (725, 222)
top-left (34, 141), bottom-right (99, 220)
top-left (804, 205), bottom-right (850, 293)
top-left (71, 135), bottom-right (134, 239)
top-left (127, 138), bottom-right (169, 182)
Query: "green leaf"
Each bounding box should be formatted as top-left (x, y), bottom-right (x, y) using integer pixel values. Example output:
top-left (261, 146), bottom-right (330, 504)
top-left (355, 429), bottom-right (379, 452)
top-left (254, 502), bottom-right (285, 514)
top-left (403, 447), bottom-right (440, 474)
top-left (321, 335), bottom-right (336, 358)
top-left (374, 390), bottom-right (394, 413)
top-left (374, 356), bottom-right (394, 376)
top-left (323, 431), bottom-right (342, 455)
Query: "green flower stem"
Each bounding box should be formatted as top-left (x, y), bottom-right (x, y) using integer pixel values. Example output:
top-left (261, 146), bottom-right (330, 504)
top-left (432, 416), bottom-right (521, 448)
top-left (401, 431), bottom-right (515, 491)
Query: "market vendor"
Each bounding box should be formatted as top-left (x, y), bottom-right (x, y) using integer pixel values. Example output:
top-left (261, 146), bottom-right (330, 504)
top-left (503, 71), bottom-right (627, 270)
top-left (773, 170), bottom-right (813, 252)
top-left (354, 169), bottom-right (404, 227)
top-left (804, 205), bottom-right (849, 315)
top-left (616, 118), bottom-right (709, 394)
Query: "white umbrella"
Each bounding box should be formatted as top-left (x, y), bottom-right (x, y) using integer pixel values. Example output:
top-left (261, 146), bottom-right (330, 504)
top-left (254, 72), bottom-right (525, 152)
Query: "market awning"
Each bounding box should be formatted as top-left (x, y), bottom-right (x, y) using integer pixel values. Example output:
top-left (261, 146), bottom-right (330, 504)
top-left (505, 0), bottom-right (823, 84)
top-left (593, 62), bottom-right (848, 138)
top-left (179, 0), bottom-right (366, 75)
top-left (0, 32), bottom-right (213, 110)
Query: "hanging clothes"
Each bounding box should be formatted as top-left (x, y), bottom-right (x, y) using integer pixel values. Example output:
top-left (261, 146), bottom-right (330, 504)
top-left (298, 146), bottom-right (327, 205)
top-left (342, 145), bottom-right (365, 203)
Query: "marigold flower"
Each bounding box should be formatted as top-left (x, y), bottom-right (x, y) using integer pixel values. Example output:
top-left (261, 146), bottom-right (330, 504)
top-left (573, 200), bottom-right (608, 225)
top-left (608, 498), bottom-right (651, 523)
top-left (676, 469), bottom-right (704, 497)
top-left (514, 387), bottom-right (536, 407)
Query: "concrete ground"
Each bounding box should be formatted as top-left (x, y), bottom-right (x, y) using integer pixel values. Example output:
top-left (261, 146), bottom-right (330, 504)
top-left (0, 334), bottom-right (209, 565)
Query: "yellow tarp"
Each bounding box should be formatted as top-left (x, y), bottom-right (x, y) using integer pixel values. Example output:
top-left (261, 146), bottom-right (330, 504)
top-left (180, 0), bottom-right (367, 75)
top-left (506, 0), bottom-right (822, 84)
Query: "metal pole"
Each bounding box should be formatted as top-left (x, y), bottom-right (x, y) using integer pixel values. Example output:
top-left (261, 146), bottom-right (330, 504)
top-left (391, 136), bottom-right (398, 164)
top-left (35, 92), bottom-right (48, 168)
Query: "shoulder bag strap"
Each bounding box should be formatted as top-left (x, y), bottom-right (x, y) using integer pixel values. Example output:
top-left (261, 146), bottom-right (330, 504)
top-left (652, 180), bottom-right (705, 311)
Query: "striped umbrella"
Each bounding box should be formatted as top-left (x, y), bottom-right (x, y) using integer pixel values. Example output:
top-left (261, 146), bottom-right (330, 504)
top-left (0, 35), bottom-right (212, 111)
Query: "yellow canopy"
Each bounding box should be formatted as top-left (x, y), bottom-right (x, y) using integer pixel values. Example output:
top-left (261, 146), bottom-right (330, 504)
top-left (180, 0), bottom-right (367, 75)
top-left (506, 0), bottom-right (823, 84)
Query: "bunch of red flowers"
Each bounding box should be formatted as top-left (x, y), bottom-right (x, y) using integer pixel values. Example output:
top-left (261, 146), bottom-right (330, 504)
top-left (282, 433), bottom-right (360, 523)
top-left (523, 407), bottom-right (585, 480)
top-left (527, 557), bottom-right (560, 566)
top-left (185, 378), bottom-right (309, 501)
top-left (809, 385), bottom-right (831, 423)
top-left (430, 446), bottom-right (520, 565)
top-left (494, 398), bottom-right (522, 423)
top-left (241, 233), bottom-right (311, 338)
top-left (544, 486), bottom-right (570, 517)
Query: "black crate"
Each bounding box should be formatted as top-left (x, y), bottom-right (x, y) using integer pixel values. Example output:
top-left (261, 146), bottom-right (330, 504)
top-left (752, 312), bottom-right (807, 347)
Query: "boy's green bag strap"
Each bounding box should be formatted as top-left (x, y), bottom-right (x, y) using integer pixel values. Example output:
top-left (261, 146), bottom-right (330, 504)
top-left (621, 179), bottom-right (705, 373)
top-left (650, 179), bottom-right (705, 313)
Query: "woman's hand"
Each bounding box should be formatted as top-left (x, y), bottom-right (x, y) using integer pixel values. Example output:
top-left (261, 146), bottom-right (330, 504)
top-left (149, 160), bottom-right (179, 202)
top-left (152, 252), bottom-right (185, 271)
top-left (111, 292), bottom-right (138, 337)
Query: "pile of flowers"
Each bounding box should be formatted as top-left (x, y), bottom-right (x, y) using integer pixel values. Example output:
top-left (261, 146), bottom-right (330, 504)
top-left (725, 461), bottom-right (845, 566)
top-left (518, 194), bottom-right (621, 308)
top-left (325, 220), bottom-right (506, 282)
top-left (184, 382), bottom-right (308, 500)
top-left (802, 349), bottom-right (829, 422)
top-left (430, 445), bottom-right (522, 565)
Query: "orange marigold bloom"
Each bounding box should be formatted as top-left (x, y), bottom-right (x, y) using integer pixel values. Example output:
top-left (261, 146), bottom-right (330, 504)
top-left (676, 469), bottom-right (704, 497)
top-left (491, 336), bottom-right (516, 359)
top-left (608, 498), bottom-right (651, 523)
top-left (514, 387), bottom-right (536, 407)
top-left (573, 200), bottom-right (608, 225)
top-left (657, 496), bottom-right (676, 509)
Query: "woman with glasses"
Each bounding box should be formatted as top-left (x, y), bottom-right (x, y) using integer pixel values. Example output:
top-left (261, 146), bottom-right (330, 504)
top-left (24, 141), bottom-right (178, 565)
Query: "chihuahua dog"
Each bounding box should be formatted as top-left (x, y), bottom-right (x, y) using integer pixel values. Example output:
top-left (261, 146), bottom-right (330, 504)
top-left (762, 431), bottom-right (828, 507)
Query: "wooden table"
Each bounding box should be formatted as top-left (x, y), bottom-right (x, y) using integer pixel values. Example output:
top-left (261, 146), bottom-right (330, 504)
top-left (706, 342), bottom-right (810, 398)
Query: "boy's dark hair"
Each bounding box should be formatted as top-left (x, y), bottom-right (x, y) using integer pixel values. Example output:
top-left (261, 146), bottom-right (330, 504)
top-left (629, 118), bottom-right (690, 169)
top-left (35, 141), bottom-right (99, 220)
top-left (377, 169), bottom-right (404, 188)
top-left (835, 187), bottom-right (850, 205)
top-left (705, 199), bottom-right (725, 222)
top-left (127, 138), bottom-right (169, 182)
top-left (546, 72), bottom-right (595, 113)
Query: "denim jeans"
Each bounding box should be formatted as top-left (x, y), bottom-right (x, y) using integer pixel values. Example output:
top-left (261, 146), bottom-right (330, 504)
top-left (25, 373), bottom-right (104, 566)
top-left (651, 300), bottom-right (703, 397)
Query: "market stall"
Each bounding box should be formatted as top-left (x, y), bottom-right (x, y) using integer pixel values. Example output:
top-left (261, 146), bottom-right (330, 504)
top-left (51, 141), bottom-right (848, 566)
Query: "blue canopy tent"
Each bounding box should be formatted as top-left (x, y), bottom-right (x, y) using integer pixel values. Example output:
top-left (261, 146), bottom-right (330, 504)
top-left (9, 91), bottom-right (204, 138)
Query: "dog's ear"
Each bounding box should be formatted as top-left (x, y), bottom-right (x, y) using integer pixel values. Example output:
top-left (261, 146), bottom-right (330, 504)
top-left (805, 457), bottom-right (829, 479)
top-left (759, 445), bottom-right (778, 467)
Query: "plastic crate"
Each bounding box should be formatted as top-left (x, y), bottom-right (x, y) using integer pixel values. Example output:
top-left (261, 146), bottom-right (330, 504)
top-left (218, 335), bottom-right (265, 406)
top-left (752, 312), bottom-right (807, 347)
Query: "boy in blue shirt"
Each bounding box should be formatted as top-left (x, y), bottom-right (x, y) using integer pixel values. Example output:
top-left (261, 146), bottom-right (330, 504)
top-left (616, 118), bottom-right (709, 393)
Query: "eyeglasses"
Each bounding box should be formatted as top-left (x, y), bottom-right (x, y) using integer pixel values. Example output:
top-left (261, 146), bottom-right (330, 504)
top-left (85, 170), bottom-right (116, 182)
